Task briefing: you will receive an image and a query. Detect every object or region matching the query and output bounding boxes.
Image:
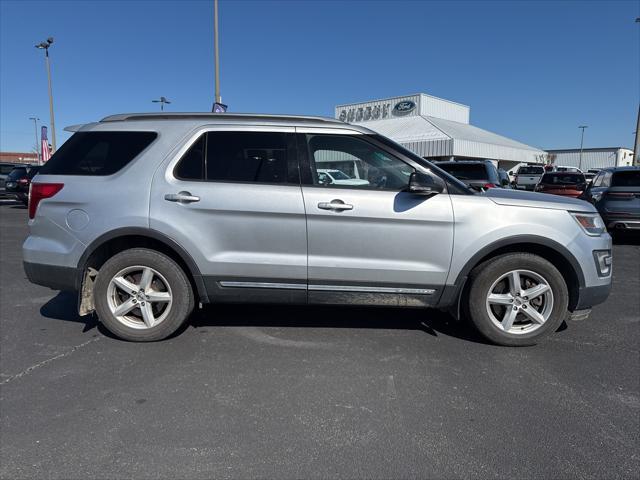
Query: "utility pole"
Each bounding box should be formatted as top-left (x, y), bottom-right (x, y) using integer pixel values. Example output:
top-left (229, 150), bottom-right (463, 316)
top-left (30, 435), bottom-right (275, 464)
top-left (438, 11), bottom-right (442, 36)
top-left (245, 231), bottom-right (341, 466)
top-left (578, 125), bottom-right (588, 170)
top-left (35, 37), bottom-right (57, 152)
top-left (29, 117), bottom-right (40, 164)
top-left (635, 18), bottom-right (640, 165)
top-left (214, 0), bottom-right (221, 105)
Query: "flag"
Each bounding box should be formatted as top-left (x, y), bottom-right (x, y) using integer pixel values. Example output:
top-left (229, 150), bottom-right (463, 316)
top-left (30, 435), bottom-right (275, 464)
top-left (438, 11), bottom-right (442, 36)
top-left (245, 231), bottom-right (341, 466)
top-left (41, 126), bottom-right (51, 162)
top-left (212, 102), bottom-right (227, 113)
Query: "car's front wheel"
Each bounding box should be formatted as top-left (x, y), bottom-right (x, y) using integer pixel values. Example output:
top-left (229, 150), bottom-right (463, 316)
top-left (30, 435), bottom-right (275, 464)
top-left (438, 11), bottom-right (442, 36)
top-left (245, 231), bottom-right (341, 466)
top-left (467, 253), bottom-right (569, 346)
top-left (94, 248), bottom-right (194, 341)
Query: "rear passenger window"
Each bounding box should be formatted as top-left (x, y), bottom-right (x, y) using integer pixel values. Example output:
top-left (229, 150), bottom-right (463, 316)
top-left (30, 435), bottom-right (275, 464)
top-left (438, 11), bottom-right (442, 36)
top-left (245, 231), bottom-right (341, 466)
top-left (39, 132), bottom-right (157, 176)
top-left (173, 131), bottom-right (291, 184)
top-left (206, 132), bottom-right (288, 183)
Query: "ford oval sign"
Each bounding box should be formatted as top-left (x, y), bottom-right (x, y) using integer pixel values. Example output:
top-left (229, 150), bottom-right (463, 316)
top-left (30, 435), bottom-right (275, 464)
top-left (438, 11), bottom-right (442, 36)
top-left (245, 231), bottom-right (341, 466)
top-left (392, 100), bottom-right (416, 116)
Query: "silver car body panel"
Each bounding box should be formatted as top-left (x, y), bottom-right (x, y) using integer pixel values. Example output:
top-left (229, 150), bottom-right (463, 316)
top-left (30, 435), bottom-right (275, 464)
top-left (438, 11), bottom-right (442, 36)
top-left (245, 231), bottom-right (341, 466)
top-left (23, 113), bottom-right (612, 313)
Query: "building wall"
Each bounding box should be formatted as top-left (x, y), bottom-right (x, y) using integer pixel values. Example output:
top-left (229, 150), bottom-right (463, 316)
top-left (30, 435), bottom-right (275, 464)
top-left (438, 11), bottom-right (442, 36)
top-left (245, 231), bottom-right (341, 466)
top-left (0, 152), bottom-right (38, 165)
top-left (547, 149), bottom-right (634, 171)
top-left (335, 93), bottom-right (470, 124)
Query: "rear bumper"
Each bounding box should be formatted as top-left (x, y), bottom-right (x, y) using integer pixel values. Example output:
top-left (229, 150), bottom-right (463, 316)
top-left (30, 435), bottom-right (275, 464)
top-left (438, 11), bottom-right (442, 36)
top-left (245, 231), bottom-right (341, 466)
top-left (23, 261), bottom-right (78, 291)
top-left (605, 218), bottom-right (640, 230)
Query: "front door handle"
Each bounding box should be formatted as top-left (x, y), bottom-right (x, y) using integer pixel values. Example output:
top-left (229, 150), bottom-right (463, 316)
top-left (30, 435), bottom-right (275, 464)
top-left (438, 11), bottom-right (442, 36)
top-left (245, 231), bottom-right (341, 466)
top-left (317, 199), bottom-right (353, 211)
top-left (164, 191), bottom-right (200, 204)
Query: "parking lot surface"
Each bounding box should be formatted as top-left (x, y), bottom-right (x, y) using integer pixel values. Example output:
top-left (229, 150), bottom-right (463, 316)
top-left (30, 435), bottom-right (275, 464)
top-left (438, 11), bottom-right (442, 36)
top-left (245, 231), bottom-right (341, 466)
top-left (1, 200), bottom-right (639, 479)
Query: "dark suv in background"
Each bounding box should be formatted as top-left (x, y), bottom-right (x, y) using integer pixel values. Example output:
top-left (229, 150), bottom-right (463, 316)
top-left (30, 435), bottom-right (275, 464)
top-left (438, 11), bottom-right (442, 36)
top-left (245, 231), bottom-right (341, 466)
top-left (581, 166), bottom-right (640, 231)
top-left (5, 166), bottom-right (41, 205)
top-left (0, 163), bottom-right (29, 198)
top-left (433, 160), bottom-right (507, 191)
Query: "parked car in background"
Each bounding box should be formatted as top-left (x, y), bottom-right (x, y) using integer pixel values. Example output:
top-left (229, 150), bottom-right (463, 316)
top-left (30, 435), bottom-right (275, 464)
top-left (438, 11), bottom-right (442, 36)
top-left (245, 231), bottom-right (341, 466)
top-left (553, 166), bottom-right (583, 173)
top-left (434, 160), bottom-right (503, 191)
top-left (497, 169), bottom-right (511, 188)
top-left (5, 166), bottom-right (41, 205)
top-left (584, 172), bottom-right (597, 185)
top-left (317, 168), bottom-right (370, 186)
top-left (23, 112), bottom-right (612, 346)
top-left (511, 165), bottom-right (544, 190)
top-left (580, 166), bottom-right (640, 231)
top-left (534, 172), bottom-right (587, 198)
top-left (0, 163), bottom-right (28, 198)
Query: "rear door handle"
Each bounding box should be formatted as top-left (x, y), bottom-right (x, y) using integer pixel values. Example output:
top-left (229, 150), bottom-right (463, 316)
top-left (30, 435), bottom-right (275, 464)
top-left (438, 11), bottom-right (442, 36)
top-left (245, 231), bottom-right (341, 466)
top-left (317, 199), bottom-right (353, 211)
top-left (164, 191), bottom-right (200, 203)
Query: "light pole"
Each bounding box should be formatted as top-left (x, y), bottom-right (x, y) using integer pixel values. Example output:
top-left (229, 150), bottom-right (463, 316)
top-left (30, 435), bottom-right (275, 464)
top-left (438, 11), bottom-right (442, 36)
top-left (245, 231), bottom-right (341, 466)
top-left (578, 125), bottom-right (588, 170)
top-left (35, 37), bottom-right (57, 152)
top-left (29, 117), bottom-right (40, 164)
top-left (152, 96), bottom-right (171, 111)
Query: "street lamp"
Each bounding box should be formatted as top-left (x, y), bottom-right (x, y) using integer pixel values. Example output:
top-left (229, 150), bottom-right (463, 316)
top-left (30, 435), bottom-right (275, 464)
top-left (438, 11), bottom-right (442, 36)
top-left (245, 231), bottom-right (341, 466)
top-left (29, 117), bottom-right (40, 164)
top-left (35, 37), bottom-right (57, 152)
top-left (578, 125), bottom-right (588, 170)
top-left (152, 96), bottom-right (171, 111)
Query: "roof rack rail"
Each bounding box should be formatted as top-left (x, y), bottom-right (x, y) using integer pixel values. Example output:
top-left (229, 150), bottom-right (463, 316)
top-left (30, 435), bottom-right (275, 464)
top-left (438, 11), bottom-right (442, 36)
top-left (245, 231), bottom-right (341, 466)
top-left (100, 112), bottom-right (344, 124)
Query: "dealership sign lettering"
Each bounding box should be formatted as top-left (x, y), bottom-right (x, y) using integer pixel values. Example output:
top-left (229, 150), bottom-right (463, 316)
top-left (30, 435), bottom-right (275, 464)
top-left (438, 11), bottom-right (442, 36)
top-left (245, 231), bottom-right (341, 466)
top-left (338, 100), bottom-right (417, 123)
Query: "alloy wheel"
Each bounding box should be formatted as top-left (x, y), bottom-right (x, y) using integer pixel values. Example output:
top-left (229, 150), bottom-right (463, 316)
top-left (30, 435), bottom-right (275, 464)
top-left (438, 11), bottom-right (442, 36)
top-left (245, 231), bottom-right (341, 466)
top-left (485, 269), bottom-right (554, 335)
top-left (106, 265), bottom-right (173, 329)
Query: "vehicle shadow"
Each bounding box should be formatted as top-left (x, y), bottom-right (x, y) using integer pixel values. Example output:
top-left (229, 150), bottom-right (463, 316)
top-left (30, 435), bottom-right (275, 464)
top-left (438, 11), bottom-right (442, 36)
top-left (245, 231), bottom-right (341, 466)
top-left (610, 231), bottom-right (640, 246)
top-left (39, 291), bottom-right (490, 344)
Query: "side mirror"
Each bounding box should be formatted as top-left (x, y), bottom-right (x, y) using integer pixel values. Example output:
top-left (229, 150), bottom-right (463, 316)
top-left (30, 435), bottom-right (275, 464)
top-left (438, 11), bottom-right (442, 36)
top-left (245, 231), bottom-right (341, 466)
top-left (408, 172), bottom-right (444, 195)
top-left (509, 171), bottom-right (514, 175)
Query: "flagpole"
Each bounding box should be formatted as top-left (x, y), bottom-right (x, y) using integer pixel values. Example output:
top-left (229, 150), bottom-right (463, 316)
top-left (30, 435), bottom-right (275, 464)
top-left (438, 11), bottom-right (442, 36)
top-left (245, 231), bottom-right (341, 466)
top-left (214, 0), bottom-right (221, 105)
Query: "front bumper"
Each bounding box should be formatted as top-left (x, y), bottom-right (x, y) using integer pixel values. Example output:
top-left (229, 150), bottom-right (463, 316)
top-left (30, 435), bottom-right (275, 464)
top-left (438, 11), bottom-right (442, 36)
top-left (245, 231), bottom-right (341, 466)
top-left (575, 283), bottom-right (612, 310)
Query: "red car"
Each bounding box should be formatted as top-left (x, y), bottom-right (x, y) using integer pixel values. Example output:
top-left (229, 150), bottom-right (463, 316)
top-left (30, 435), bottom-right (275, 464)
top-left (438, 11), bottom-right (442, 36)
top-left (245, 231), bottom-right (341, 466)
top-left (534, 172), bottom-right (587, 198)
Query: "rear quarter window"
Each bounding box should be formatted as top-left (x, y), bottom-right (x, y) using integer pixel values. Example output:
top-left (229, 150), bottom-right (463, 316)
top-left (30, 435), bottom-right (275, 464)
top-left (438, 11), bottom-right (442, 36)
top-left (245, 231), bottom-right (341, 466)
top-left (39, 131), bottom-right (157, 176)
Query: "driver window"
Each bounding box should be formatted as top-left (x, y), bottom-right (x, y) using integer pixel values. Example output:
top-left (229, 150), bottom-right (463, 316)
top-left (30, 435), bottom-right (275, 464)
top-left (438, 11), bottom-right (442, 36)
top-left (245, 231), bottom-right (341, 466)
top-left (306, 134), bottom-right (414, 190)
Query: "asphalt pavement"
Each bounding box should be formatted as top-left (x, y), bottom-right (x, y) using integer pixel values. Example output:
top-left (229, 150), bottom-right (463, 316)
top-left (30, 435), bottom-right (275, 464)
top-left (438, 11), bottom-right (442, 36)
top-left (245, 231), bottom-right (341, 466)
top-left (1, 200), bottom-right (639, 479)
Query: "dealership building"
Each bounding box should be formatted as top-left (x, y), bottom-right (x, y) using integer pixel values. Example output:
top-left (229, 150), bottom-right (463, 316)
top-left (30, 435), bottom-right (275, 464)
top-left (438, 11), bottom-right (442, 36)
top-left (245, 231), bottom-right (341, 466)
top-left (545, 147), bottom-right (635, 171)
top-left (334, 93), bottom-right (545, 172)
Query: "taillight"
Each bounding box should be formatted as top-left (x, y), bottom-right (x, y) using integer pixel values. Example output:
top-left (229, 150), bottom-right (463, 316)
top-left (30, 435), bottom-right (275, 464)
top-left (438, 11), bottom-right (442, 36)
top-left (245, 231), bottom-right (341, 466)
top-left (483, 183), bottom-right (497, 189)
top-left (28, 182), bottom-right (64, 219)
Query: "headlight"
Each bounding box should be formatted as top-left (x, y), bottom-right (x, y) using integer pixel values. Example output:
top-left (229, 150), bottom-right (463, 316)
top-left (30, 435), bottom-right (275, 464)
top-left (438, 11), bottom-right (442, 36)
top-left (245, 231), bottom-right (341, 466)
top-left (570, 212), bottom-right (605, 236)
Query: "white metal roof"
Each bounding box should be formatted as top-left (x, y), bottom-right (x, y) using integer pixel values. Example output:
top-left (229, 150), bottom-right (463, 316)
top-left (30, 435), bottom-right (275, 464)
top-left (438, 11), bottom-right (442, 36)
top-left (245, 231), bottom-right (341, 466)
top-left (361, 115), bottom-right (545, 163)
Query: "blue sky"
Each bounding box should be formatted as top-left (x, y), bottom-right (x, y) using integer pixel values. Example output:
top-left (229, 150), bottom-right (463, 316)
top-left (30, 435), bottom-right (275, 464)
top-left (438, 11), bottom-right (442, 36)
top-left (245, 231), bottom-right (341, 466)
top-left (1, 0), bottom-right (638, 152)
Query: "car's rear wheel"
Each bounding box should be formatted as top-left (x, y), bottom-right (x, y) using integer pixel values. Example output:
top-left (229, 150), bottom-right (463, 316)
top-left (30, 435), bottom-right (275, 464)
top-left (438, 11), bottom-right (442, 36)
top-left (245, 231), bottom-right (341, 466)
top-left (466, 253), bottom-right (569, 346)
top-left (94, 248), bottom-right (194, 341)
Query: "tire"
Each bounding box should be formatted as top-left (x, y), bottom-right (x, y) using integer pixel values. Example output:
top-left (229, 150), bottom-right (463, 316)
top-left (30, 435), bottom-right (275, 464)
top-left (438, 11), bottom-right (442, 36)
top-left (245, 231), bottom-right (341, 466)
top-left (94, 248), bottom-right (194, 341)
top-left (466, 253), bottom-right (569, 346)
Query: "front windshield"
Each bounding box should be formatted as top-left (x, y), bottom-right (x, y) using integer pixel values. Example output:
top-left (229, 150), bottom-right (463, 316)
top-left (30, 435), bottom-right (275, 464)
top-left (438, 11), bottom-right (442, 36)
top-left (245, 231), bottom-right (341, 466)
top-left (370, 135), bottom-right (473, 194)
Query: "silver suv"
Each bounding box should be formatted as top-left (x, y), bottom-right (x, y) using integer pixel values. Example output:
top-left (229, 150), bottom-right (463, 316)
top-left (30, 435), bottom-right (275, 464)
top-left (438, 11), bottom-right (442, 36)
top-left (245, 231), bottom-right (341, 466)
top-left (23, 113), bottom-right (612, 346)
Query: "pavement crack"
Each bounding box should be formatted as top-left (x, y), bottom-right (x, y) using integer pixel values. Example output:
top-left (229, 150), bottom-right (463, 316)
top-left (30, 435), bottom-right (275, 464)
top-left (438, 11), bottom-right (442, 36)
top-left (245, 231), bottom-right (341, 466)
top-left (0, 336), bottom-right (101, 386)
